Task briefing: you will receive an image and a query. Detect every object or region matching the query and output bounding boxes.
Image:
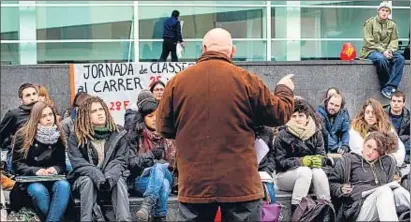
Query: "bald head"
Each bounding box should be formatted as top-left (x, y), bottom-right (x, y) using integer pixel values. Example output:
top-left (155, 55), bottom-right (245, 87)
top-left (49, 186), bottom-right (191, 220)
top-left (202, 28), bottom-right (236, 58)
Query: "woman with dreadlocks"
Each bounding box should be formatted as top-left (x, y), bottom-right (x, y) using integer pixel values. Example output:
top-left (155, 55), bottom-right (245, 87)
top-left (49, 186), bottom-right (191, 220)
top-left (10, 101), bottom-right (70, 221)
top-left (127, 96), bottom-right (176, 222)
top-left (329, 131), bottom-right (410, 221)
top-left (67, 96), bottom-right (131, 221)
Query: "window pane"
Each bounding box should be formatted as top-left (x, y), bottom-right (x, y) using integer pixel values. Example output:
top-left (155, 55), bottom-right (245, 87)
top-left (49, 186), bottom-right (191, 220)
top-left (36, 6), bottom-right (133, 40)
top-left (1, 7), bottom-right (19, 40)
top-left (300, 1), bottom-right (381, 6)
top-left (37, 42), bottom-right (134, 63)
top-left (271, 40), bottom-right (287, 61)
top-left (393, 1), bottom-right (410, 7)
top-left (36, 1), bottom-right (134, 5)
top-left (1, 43), bottom-right (19, 65)
top-left (140, 1), bottom-right (266, 5)
top-left (139, 6), bottom-right (266, 39)
top-left (301, 40), bottom-right (363, 60)
top-left (139, 40), bottom-right (265, 61)
top-left (301, 7), bottom-right (377, 38)
top-left (394, 9), bottom-right (410, 39)
top-left (271, 7), bottom-right (288, 39)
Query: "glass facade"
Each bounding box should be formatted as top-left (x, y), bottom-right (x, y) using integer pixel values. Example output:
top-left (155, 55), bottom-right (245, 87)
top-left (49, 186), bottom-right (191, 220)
top-left (1, 1), bottom-right (409, 64)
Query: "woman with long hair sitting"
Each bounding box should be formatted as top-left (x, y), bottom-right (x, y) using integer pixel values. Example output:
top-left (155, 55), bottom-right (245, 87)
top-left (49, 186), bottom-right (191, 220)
top-left (330, 131), bottom-right (410, 221)
top-left (350, 99), bottom-right (405, 166)
top-left (10, 101), bottom-right (70, 222)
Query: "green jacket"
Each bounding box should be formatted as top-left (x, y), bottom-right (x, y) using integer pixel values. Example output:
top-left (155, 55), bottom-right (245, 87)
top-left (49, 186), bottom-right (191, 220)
top-left (360, 16), bottom-right (399, 58)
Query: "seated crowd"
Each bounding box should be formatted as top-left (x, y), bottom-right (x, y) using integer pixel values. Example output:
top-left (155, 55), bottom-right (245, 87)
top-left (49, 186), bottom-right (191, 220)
top-left (0, 81), bottom-right (409, 222)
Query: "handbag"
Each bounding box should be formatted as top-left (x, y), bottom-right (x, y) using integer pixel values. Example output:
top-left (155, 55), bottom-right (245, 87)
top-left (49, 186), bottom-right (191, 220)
top-left (261, 202), bottom-right (281, 222)
top-left (261, 182), bottom-right (281, 222)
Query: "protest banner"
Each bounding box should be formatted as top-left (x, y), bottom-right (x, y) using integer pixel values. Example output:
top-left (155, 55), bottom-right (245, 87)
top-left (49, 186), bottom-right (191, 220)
top-left (69, 62), bottom-right (195, 124)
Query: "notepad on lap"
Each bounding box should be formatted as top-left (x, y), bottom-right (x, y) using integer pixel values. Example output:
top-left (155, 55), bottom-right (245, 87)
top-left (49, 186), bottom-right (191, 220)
top-left (15, 175), bottom-right (66, 183)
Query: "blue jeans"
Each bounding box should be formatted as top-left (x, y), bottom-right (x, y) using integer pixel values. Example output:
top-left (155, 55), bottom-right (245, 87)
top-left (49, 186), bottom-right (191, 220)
top-left (367, 51), bottom-right (405, 90)
top-left (27, 180), bottom-right (71, 222)
top-left (134, 163), bottom-right (173, 217)
top-left (65, 154), bottom-right (72, 173)
top-left (6, 151), bottom-right (14, 174)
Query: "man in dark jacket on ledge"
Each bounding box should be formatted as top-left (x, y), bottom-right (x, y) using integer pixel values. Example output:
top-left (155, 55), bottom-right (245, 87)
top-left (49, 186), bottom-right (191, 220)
top-left (0, 83), bottom-right (38, 172)
top-left (159, 10), bottom-right (184, 62)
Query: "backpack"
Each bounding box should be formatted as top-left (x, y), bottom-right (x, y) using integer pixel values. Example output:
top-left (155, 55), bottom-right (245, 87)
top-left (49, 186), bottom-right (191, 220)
top-left (291, 196), bottom-right (336, 222)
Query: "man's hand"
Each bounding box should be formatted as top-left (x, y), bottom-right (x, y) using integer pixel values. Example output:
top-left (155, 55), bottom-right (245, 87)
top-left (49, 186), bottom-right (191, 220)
top-left (180, 42), bottom-right (185, 48)
top-left (45, 167), bottom-right (57, 175)
top-left (35, 168), bottom-right (47, 176)
top-left (277, 74), bottom-right (295, 91)
top-left (341, 183), bottom-right (353, 195)
top-left (383, 50), bottom-right (392, 59)
top-left (393, 174), bottom-right (401, 183)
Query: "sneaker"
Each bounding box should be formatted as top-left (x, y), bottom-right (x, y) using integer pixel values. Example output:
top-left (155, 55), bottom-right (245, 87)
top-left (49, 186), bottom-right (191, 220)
top-left (136, 197), bottom-right (156, 221)
top-left (381, 88), bottom-right (394, 99)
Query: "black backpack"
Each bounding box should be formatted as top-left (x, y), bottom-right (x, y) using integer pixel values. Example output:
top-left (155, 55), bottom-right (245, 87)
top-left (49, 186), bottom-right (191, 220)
top-left (291, 196), bottom-right (336, 222)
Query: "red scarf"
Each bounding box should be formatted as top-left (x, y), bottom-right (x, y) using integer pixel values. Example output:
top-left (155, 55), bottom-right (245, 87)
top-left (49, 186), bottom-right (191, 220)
top-left (142, 128), bottom-right (166, 152)
top-left (139, 127), bottom-right (177, 166)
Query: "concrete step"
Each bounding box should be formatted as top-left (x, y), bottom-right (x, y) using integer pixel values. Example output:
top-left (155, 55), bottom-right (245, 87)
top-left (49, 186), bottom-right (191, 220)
top-left (66, 189), bottom-right (295, 221)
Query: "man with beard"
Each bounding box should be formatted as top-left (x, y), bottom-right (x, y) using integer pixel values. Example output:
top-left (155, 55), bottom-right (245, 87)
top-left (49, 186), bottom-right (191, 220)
top-left (384, 91), bottom-right (410, 163)
top-left (0, 83), bottom-right (39, 173)
top-left (316, 93), bottom-right (350, 154)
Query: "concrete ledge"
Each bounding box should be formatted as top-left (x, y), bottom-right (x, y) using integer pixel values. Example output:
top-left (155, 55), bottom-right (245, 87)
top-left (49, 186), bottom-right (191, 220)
top-left (67, 189), bottom-right (297, 221)
top-left (1, 60), bottom-right (410, 121)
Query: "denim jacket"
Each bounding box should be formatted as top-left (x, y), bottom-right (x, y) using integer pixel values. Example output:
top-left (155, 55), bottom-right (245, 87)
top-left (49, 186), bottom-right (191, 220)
top-left (316, 105), bottom-right (350, 152)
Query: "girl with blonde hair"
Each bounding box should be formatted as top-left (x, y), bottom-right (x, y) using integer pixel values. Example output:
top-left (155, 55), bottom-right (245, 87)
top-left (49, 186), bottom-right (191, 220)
top-left (349, 98), bottom-right (405, 166)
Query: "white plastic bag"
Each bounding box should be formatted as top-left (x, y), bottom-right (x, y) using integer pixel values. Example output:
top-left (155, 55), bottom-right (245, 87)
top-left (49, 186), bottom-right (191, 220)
top-left (177, 43), bottom-right (184, 58)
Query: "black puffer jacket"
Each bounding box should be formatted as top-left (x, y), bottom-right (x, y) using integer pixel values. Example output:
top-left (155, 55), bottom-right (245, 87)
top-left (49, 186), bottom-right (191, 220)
top-left (10, 134), bottom-right (66, 211)
top-left (126, 129), bottom-right (156, 186)
top-left (255, 126), bottom-right (275, 174)
top-left (384, 105), bottom-right (410, 145)
top-left (274, 126), bottom-right (326, 172)
top-left (67, 130), bottom-right (129, 189)
top-left (329, 153), bottom-right (396, 221)
top-left (124, 108), bottom-right (143, 132)
top-left (0, 104), bottom-right (34, 151)
top-left (12, 137), bottom-right (66, 176)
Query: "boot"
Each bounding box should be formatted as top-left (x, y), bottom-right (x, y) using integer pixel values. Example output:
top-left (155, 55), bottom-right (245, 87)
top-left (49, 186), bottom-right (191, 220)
top-left (1, 173), bottom-right (15, 190)
top-left (152, 216), bottom-right (167, 222)
top-left (291, 204), bottom-right (298, 214)
top-left (136, 197), bottom-right (156, 221)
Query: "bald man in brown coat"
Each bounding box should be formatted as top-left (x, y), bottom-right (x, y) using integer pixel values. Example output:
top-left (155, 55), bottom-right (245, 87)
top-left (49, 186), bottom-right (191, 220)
top-left (156, 28), bottom-right (294, 221)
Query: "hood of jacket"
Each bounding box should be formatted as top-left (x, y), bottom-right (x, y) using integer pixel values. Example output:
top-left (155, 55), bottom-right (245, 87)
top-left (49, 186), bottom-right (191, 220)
top-left (197, 51), bottom-right (233, 64)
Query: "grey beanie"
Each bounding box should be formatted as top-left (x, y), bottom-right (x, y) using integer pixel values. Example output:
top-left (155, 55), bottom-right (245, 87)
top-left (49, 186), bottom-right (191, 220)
top-left (377, 1), bottom-right (392, 12)
top-left (137, 89), bottom-right (155, 108)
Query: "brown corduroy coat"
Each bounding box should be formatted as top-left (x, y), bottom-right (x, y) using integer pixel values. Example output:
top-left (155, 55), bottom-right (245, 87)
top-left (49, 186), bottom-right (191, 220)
top-left (156, 51), bottom-right (294, 203)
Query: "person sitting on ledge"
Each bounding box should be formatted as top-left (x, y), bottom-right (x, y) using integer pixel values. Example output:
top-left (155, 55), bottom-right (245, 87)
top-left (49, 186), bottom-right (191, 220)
top-left (274, 99), bottom-right (332, 214)
top-left (330, 131), bottom-right (410, 221)
top-left (360, 1), bottom-right (405, 99)
top-left (67, 96), bottom-right (131, 221)
top-left (127, 95), bottom-right (176, 222)
top-left (349, 98), bottom-right (405, 167)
